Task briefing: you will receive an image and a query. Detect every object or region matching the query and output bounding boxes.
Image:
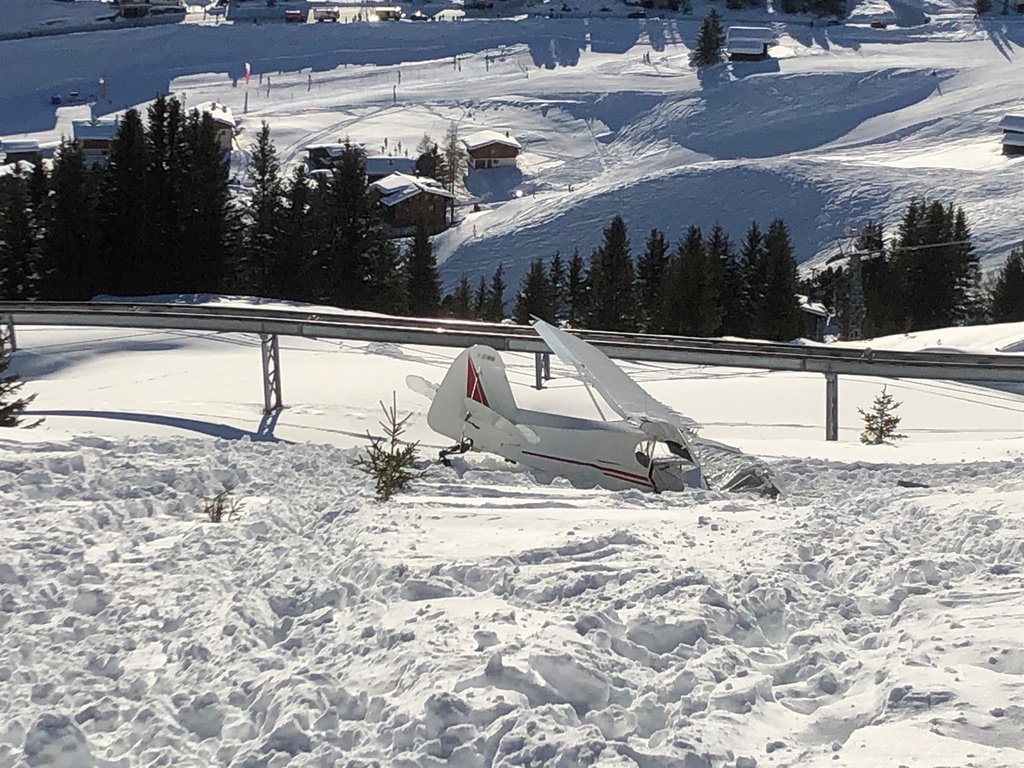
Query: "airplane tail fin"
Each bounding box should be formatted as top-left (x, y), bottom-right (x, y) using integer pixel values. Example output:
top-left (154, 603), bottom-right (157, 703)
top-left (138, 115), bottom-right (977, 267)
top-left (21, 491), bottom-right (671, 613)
top-left (424, 345), bottom-right (521, 439)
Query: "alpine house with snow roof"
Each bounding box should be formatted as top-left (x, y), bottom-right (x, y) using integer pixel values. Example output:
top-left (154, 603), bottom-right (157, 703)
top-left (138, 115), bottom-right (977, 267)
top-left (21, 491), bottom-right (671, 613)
top-left (193, 102), bottom-right (236, 152)
top-left (369, 172), bottom-right (455, 234)
top-left (0, 140), bottom-right (41, 167)
top-left (463, 130), bottom-right (521, 170)
top-left (726, 26), bottom-right (772, 62)
top-left (72, 119), bottom-right (120, 167)
top-left (999, 114), bottom-right (1024, 156)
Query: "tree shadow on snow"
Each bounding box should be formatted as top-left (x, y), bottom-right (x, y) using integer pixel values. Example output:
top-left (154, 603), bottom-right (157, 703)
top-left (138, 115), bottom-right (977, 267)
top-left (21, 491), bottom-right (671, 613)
top-left (981, 20), bottom-right (1024, 62)
top-left (8, 338), bottom-right (200, 379)
top-left (464, 167), bottom-right (526, 203)
top-left (785, 22), bottom-right (832, 51)
top-left (589, 18), bottom-right (641, 54)
top-left (528, 22), bottom-right (587, 68)
top-left (729, 58), bottom-right (782, 79)
top-left (25, 409), bottom-right (290, 442)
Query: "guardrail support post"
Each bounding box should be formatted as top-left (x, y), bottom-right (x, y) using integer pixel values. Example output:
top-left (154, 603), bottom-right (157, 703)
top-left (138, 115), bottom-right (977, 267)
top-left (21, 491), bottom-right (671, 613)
top-left (1, 314), bottom-right (15, 352)
top-left (825, 372), bottom-right (839, 442)
top-left (534, 351), bottom-right (545, 390)
top-left (261, 333), bottom-right (283, 413)
top-left (543, 351), bottom-right (551, 382)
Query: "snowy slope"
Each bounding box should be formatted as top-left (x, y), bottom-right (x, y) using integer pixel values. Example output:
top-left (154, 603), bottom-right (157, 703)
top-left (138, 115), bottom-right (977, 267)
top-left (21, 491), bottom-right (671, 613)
top-left (0, 300), bottom-right (1022, 766)
top-left (5, 11), bottom-right (1024, 288)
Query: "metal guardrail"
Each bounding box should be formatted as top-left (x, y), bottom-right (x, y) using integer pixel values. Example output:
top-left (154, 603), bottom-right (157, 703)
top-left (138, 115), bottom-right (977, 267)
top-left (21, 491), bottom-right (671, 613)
top-left (2, 301), bottom-right (1023, 441)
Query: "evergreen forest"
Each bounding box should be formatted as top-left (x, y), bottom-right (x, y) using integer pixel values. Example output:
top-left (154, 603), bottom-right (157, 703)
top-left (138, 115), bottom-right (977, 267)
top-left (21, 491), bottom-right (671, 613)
top-left (1, 97), bottom-right (1022, 339)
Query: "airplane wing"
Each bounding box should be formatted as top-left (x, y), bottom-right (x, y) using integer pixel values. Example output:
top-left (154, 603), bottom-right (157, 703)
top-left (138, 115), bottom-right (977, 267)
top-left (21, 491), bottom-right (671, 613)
top-left (531, 319), bottom-right (782, 496)
top-left (531, 319), bottom-right (695, 428)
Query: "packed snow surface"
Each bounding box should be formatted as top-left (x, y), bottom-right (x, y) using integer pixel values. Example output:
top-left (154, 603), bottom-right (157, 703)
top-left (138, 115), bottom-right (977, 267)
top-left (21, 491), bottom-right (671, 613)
top-left (1, 298), bottom-right (1023, 767)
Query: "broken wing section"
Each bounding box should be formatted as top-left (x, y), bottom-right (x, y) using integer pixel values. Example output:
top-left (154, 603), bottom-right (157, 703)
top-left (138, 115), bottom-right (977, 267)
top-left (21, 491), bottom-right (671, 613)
top-left (532, 319), bottom-right (694, 427)
top-left (531, 319), bottom-right (782, 497)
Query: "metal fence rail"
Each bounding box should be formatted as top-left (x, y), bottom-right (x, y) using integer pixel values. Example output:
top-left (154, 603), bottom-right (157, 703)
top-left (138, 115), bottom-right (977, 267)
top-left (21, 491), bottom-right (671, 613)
top-left (3, 301), bottom-right (1023, 441)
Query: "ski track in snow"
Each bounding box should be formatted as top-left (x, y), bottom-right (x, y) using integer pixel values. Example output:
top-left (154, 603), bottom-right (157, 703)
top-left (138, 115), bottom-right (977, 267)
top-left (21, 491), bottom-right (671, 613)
top-left (1, 435), bottom-right (1022, 767)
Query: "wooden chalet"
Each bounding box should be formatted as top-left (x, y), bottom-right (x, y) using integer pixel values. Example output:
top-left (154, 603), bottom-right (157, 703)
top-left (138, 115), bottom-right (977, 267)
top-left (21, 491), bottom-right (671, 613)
top-left (194, 102), bottom-right (236, 152)
top-left (72, 119), bottom-right (120, 167)
top-left (364, 155), bottom-right (416, 182)
top-left (462, 130), bottom-right (521, 170)
top-left (0, 140), bottom-right (41, 166)
top-left (726, 26), bottom-right (772, 62)
top-left (1000, 114), bottom-right (1024, 156)
top-left (370, 172), bottom-right (454, 234)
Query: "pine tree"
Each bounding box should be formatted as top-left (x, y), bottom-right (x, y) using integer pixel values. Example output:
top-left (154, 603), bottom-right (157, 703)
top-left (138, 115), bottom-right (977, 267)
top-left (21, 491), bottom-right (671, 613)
top-left (758, 218), bottom-right (803, 341)
top-left (146, 96), bottom-right (189, 292)
top-left (99, 108), bottom-right (152, 296)
top-left (701, 222), bottom-right (729, 336)
top-left (181, 109), bottom-right (231, 293)
top-left (587, 215), bottom-right (637, 331)
top-left (279, 164), bottom-right (317, 301)
top-left (472, 275), bottom-right (488, 319)
top-left (548, 251), bottom-right (566, 321)
top-left (736, 220), bottom-right (766, 338)
top-left (0, 173), bottom-right (41, 300)
top-left (690, 9), bottom-right (726, 69)
top-left (366, 236), bottom-right (408, 315)
top-left (41, 140), bottom-right (100, 300)
top-left (445, 274), bottom-right (473, 318)
top-left (0, 343), bottom-right (36, 428)
top-left (406, 219), bottom-right (441, 316)
top-left (991, 243), bottom-right (1024, 322)
top-left (859, 386), bottom-right (906, 445)
top-left (662, 226), bottom-right (702, 336)
top-left (565, 249), bottom-right (588, 326)
top-left (513, 258), bottom-right (555, 324)
top-left (951, 206), bottom-right (983, 324)
top-left (636, 228), bottom-right (670, 332)
top-left (244, 121), bottom-right (285, 295)
top-left (324, 142), bottom-right (377, 308)
top-left (892, 199), bottom-right (978, 332)
top-left (414, 135), bottom-right (445, 181)
top-left (441, 122), bottom-right (467, 206)
top-left (482, 265), bottom-right (506, 321)
top-left (714, 224), bottom-right (746, 337)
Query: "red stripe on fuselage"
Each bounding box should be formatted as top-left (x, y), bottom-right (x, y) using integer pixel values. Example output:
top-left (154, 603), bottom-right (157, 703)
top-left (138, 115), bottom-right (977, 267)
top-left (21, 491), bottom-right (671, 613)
top-left (521, 449), bottom-right (653, 489)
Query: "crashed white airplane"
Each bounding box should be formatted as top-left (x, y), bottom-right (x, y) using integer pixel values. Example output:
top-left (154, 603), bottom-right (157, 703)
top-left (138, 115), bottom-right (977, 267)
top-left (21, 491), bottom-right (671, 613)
top-left (407, 319), bottom-right (782, 496)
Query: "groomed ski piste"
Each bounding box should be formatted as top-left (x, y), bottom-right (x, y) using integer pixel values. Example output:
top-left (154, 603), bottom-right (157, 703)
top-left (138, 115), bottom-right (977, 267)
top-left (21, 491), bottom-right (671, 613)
top-left (1, 295), bottom-right (1022, 768)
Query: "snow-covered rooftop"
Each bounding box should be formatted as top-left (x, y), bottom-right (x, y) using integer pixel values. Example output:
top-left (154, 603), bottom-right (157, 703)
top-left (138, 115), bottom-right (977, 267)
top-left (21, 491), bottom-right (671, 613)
top-left (306, 143), bottom-right (348, 157)
top-left (999, 114), bottom-right (1024, 133)
top-left (370, 171), bottom-right (455, 205)
top-left (798, 294), bottom-right (830, 317)
top-left (846, 0), bottom-right (898, 23)
top-left (364, 154), bottom-right (416, 177)
top-left (462, 129), bottom-right (522, 151)
top-left (193, 101), bottom-right (235, 128)
top-left (726, 25), bottom-right (773, 43)
top-left (1001, 132), bottom-right (1024, 148)
top-left (71, 119), bottom-right (119, 141)
top-left (0, 139), bottom-right (39, 153)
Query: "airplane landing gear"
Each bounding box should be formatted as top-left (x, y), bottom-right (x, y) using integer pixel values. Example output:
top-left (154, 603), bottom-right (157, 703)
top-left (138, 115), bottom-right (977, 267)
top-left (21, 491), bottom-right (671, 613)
top-left (439, 438), bottom-right (473, 466)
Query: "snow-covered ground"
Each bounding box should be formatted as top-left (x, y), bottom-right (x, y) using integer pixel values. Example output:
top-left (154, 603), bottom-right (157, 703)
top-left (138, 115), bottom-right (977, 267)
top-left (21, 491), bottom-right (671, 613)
top-left (1, 299), bottom-right (1023, 767)
top-left (4, 0), bottom-right (1024, 288)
